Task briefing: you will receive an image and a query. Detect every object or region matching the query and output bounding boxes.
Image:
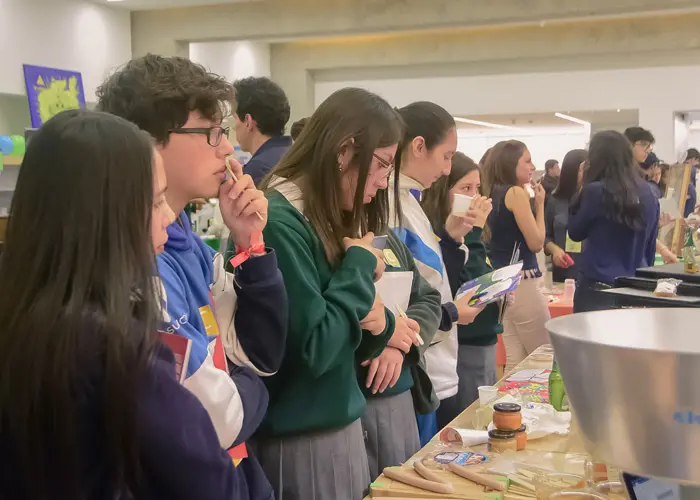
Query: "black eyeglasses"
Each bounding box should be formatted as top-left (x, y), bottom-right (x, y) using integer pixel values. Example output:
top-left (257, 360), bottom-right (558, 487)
top-left (168, 126), bottom-right (230, 147)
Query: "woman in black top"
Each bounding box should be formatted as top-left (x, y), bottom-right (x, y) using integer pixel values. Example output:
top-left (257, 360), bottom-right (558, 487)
top-left (544, 149), bottom-right (587, 283)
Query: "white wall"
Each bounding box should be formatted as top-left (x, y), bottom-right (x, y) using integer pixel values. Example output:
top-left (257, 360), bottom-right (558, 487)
top-left (457, 127), bottom-right (589, 171)
top-left (0, 0), bottom-right (131, 100)
top-left (190, 41), bottom-right (271, 82)
top-left (315, 65), bottom-right (700, 162)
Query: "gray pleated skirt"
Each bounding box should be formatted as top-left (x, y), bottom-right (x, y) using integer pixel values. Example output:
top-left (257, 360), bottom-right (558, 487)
top-left (361, 390), bottom-right (420, 480)
top-left (252, 419), bottom-right (370, 500)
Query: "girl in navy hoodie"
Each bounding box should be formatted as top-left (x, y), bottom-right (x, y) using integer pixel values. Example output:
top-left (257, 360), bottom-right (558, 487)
top-left (0, 110), bottom-right (258, 500)
top-left (569, 131), bottom-right (659, 313)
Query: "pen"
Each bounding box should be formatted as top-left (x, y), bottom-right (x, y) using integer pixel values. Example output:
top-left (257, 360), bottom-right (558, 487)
top-left (225, 157), bottom-right (265, 222)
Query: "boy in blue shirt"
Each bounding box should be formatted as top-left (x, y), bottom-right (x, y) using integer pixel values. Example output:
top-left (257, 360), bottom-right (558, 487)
top-left (97, 55), bottom-right (288, 500)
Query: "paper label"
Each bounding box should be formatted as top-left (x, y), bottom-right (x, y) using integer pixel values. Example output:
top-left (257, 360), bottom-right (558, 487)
top-left (565, 232), bottom-right (582, 253)
top-left (198, 304), bottom-right (221, 336)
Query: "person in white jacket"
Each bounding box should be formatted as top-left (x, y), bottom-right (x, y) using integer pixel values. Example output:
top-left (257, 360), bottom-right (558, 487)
top-left (389, 101), bottom-right (484, 439)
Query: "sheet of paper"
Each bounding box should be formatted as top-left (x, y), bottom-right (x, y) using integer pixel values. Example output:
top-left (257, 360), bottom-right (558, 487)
top-left (507, 368), bottom-right (548, 382)
top-left (375, 271), bottom-right (413, 317)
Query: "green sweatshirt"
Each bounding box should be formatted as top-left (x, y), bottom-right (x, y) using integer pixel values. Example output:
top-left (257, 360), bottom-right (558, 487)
top-left (459, 227), bottom-right (503, 346)
top-left (357, 232), bottom-right (442, 414)
top-left (253, 189), bottom-right (394, 437)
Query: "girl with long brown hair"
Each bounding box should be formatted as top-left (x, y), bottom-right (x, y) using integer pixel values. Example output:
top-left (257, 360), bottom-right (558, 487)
top-left (256, 88), bottom-right (404, 499)
top-left (482, 140), bottom-right (550, 373)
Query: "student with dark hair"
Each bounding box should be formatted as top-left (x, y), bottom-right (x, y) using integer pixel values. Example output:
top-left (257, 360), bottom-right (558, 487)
top-left (540, 159), bottom-right (560, 197)
top-left (0, 109), bottom-right (247, 499)
top-left (254, 88), bottom-right (402, 499)
top-left (97, 55), bottom-right (287, 500)
top-left (233, 76), bottom-right (292, 185)
top-left (290, 117), bottom-right (308, 141)
top-left (423, 153), bottom-right (501, 409)
top-left (392, 101), bottom-right (484, 434)
top-left (569, 131), bottom-right (659, 313)
top-left (684, 148), bottom-right (699, 216)
top-left (482, 140), bottom-right (550, 373)
top-left (624, 126), bottom-right (655, 165)
top-left (639, 152), bottom-right (662, 198)
top-left (544, 149), bottom-right (587, 283)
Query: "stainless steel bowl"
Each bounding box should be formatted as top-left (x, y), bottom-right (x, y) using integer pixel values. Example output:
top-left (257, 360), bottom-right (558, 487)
top-left (547, 309), bottom-right (700, 483)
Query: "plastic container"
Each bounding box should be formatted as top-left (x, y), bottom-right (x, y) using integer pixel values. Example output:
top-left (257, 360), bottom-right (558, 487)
top-left (492, 402), bottom-right (522, 430)
top-left (478, 385), bottom-right (499, 406)
top-left (534, 473), bottom-right (585, 500)
top-left (487, 429), bottom-right (518, 453)
top-left (563, 279), bottom-right (576, 303)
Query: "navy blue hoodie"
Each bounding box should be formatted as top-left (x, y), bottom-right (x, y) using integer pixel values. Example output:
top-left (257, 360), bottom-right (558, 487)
top-left (569, 180), bottom-right (659, 285)
top-left (158, 213), bottom-right (287, 500)
top-left (243, 136), bottom-right (293, 185)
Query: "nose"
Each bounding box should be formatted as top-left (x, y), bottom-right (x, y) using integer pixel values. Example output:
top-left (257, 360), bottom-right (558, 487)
top-left (377, 173), bottom-right (390, 191)
top-left (219, 135), bottom-right (235, 157)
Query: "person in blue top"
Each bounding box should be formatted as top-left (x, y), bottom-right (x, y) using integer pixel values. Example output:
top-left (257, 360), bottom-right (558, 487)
top-left (482, 140), bottom-right (551, 373)
top-left (97, 55), bottom-right (288, 500)
top-left (684, 148), bottom-right (699, 217)
top-left (233, 77), bottom-right (293, 185)
top-left (569, 131), bottom-right (660, 313)
top-left (0, 109), bottom-right (251, 500)
top-left (544, 149), bottom-right (588, 283)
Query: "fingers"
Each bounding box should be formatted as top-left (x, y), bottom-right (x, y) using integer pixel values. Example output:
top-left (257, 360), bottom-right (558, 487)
top-left (226, 156), bottom-right (244, 180)
top-left (405, 317), bottom-right (420, 333)
top-left (389, 362), bottom-right (402, 388)
top-left (365, 358), bottom-right (379, 389)
top-left (227, 173), bottom-right (256, 201)
top-left (361, 232), bottom-right (375, 245)
top-left (361, 359), bottom-right (371, 367)
top-left (372, 361), bottom-right (389, 394)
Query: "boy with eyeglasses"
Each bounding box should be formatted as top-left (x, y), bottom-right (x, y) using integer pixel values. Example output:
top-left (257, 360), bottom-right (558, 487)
top-left (97, 55), bottom-right (287, 500)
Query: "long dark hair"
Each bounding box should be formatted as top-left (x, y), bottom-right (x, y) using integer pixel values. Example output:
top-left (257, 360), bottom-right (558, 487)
top-left (574, 130), bottom-right (643, 230)
top-left (0, 109), bottom-right (159, 498)
top-left (481, 140), bottom-right (527, 197)
top-left (262, 88), bottom-right (404, 263)
top-left (552, 149), bottom-right (588, 202)
top-left (422, 152), bottom-right (479, 230)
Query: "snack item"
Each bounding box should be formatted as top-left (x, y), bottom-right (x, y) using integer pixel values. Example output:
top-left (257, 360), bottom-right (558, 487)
top-left (653, 278), bottom-right (681, 297)
top-left (424, 450), bottom-right (489, 469)
top-left (493, 402), bottom-right (523, 430)
top-left (488, 429), bottom-right (518, 452)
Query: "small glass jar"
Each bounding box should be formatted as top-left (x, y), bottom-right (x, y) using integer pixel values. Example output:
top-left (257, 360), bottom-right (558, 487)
top-left (493, 402), bottom-right (522, 430)
top-left (488, 429), bottom-right (518, 453)
top-left (515, 424), bottom-right (527, 451)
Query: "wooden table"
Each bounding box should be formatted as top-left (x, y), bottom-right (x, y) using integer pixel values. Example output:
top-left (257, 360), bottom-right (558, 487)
top-left (367, 347), bottom-right (590, 498)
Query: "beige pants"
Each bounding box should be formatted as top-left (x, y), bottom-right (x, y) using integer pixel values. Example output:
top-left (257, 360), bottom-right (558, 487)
top-left (503, 277), bottom-right (551, 373)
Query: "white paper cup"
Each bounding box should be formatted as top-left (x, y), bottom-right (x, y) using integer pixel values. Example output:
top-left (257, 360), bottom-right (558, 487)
top-left (451, 193), bottom-right (473, 216)
top-left (478, 385), bottom-right (499, 407)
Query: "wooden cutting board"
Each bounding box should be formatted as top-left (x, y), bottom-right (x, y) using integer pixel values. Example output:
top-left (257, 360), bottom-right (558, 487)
top-left (370, 467), bottom-right (506, 499)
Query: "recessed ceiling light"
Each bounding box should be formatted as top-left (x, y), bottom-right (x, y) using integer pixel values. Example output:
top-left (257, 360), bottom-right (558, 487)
top-left (554, 112), bottom-right (590, 126)
top-left (453, 117), bottom-right (521, 130)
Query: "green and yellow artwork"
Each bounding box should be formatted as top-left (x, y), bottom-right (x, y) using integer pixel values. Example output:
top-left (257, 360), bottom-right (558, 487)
top-left (23, 65), bottom-right (86, 127)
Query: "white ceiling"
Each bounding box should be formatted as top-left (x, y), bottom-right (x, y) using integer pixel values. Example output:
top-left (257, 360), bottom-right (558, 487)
top-left (455, 109), bottom-right (638, 130)
top-left (99, 0), bottom-right (262, 11)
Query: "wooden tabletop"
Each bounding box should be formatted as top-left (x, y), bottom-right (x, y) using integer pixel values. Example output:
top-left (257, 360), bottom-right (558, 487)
top-left (366, 347), bottom-right (590, 499)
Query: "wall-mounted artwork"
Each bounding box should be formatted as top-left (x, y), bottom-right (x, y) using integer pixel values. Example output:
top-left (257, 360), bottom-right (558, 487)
top-left (23, 64), bottom-right (86, 128)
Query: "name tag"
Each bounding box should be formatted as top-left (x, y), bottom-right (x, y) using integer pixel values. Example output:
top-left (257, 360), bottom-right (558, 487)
top-left (198, 304), bottom-right (221, 336)
top-left (565, 232), bottom-right (582, 253)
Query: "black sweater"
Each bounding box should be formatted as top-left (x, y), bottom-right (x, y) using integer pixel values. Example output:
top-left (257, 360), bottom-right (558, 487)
top-left (439, 227), bottom-right (503, 346)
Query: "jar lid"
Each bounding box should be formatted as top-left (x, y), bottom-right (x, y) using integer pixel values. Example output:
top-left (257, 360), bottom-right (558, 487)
top-left (488, 429), bottom-right (517, 439)
top-left (517, 424), bottom-right (527, 432)
top-left (493, 402), bottom-right (522, 413)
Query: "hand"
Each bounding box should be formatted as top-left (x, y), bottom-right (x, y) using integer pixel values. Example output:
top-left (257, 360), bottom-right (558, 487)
top-left (219, 158), bottom-right (268, 248)
top-left (445, 214), bottom-right (475, 243)
top-left (469, 195), bottom-right (493, 228)
top-left (552, 246), bottom-right (572, 268)
top-left (360, 294), bottom-right (387, 335)
top-left (660, 246), bottom-right (679, 264)
top-left (361, 347), bottom-right (404, 394)
top-left (344, 232), bottom-right (386, 281)
top-left (454, 288), bottom-right (485, 325)
top-left (388, 316), bottom-right (421, 353)
top-left (534, 183), bottom-right (546, 208)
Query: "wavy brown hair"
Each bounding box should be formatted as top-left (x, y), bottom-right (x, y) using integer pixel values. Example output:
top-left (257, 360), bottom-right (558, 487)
top-left (422, 152), bottom-right (480, 231)
top-left (96, 54), bottom-right (234, 144)
top-left (262, 88), bottom-right (404, 264)
top-left (481, 140), bottom-right (527, 198)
